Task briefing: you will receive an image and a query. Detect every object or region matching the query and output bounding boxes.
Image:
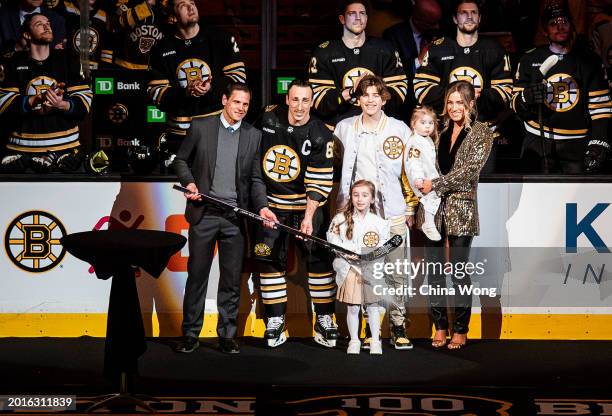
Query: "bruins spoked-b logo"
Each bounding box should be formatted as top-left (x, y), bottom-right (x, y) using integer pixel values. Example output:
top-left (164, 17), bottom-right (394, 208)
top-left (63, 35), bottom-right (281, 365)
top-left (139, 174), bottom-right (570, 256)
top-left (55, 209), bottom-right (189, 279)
top-left (263, 145), bottom-right (301, 182)
top-left (343, 67), bottom-right (374, 105)
top-left (449, 66), bottom-right (483, 89)
top-left (383, 136), bottom-right (404, 159)
top-left (5, 211), bottom-right (67, 273)
top-left (176, 59), bottom-right (211, 88)
top-left (363, 231), bottom-right (380, 248)
top-left (26, 76), bottom-right (57, 96)
top-left (108, 103), bottom-right (129, 123)
top-left (545, 73), bottom-right (579, 112)
top-left (73, 27), bottom-right (100, 54)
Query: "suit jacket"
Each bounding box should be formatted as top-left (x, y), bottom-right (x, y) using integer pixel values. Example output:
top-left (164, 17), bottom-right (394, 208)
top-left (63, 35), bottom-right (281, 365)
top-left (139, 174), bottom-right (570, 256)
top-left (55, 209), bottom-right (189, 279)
top-left (383, 21), bottom-right (420, 122)
top-left (416, 121), bottom-right (493, 237)
top-left (0, 6), bottom-right (66, 52)
top-left (172, 115), bottom-right (268, 225)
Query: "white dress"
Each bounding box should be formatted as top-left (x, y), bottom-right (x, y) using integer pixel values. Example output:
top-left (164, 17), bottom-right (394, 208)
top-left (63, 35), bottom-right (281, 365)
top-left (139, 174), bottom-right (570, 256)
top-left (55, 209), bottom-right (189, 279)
top-left (327, 211), bottom-right (390, 304)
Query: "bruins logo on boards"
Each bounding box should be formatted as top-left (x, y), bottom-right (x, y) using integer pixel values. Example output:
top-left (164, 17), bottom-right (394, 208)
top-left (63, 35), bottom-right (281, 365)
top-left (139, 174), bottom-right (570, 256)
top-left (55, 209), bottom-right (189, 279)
top-left (4, 211), bottom-right (67, 273)
top-left (26, 76), bottom-right (57, 96)
top-left (383, 136), bottom-right (404, 159)
top-left (545, 73), bottom-right (579, 112)
top-left (254, 243), bottom-right (271, 257)
top-left (449, 66), bottom-right (483, 89)
top-left (363, 231), bottom-right (380, 248)
top-left (73, 27), bottom-right (100, 54)
top-left (108, 103), bottom-right (129, 123)
top-left (176, 59), bottom-right (211, 88)
top-left (263, 145), bottom-right (301, 183)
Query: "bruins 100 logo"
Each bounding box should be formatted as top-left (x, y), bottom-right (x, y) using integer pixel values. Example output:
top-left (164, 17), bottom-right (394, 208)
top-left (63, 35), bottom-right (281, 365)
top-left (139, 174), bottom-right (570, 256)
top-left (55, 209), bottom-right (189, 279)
top-left (4, 211), bottom-right (67, 273)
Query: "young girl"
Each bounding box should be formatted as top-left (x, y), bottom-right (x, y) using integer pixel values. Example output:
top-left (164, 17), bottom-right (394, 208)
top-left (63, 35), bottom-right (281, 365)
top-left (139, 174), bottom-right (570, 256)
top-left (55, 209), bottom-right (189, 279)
top-left (406, 106), bottom-right (442, 241)
top-left (327, 180), bottom-right (390, 355)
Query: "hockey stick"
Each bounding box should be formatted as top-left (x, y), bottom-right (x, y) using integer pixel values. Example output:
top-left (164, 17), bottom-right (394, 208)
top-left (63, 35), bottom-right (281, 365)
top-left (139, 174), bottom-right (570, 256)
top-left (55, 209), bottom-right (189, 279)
top-left (173, 184), bottom-right (402, 261)
top-left (538, 55), bottom-right (559, 174)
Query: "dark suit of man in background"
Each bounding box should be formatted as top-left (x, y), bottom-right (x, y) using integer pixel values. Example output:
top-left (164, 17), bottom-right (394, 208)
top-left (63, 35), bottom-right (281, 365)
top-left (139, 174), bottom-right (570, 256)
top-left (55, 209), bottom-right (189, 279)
top-left (383, 0), bottom-right (442, 122)
top-left (172, 82), bottom-right (278, 354)
top-left (0, 0), bottom-right (65, 53)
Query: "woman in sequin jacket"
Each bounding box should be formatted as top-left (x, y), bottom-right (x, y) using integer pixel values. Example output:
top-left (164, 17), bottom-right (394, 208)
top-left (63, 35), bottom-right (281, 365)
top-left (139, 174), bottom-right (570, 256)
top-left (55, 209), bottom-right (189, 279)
top-left (417, 80), bottom-right (494, 350)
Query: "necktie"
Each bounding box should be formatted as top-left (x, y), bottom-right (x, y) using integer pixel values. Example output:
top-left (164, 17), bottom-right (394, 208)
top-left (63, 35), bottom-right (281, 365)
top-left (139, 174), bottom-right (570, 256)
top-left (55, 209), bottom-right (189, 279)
top-left (227, 126), bottom-right (234, 134)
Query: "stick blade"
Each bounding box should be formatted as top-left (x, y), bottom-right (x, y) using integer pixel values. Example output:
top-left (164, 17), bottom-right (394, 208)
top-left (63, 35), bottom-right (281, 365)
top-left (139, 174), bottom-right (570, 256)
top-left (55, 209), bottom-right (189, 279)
top-left (360, 234), bottom-right (403, 262)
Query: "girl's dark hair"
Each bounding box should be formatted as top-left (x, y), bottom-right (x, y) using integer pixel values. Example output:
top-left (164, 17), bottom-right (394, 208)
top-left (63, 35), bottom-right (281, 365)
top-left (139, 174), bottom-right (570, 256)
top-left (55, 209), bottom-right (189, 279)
top-left (342, 179), bottom-right (377, 240)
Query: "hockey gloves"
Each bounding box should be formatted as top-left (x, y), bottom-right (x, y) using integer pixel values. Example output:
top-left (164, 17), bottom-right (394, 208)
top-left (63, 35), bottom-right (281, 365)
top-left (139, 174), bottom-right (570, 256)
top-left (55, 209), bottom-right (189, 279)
top-left (522, 83), bottom-right (546, 106)
top-left (584, 139), bottom-right (610, 174)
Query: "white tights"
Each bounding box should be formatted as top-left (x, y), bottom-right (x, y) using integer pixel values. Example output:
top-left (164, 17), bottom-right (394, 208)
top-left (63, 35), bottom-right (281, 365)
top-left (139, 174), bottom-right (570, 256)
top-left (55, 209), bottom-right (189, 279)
top-left (347, 304), bottom-right (380, 342)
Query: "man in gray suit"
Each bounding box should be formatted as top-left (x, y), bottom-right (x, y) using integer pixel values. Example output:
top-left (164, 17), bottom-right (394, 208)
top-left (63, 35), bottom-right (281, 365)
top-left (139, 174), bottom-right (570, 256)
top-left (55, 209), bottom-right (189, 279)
top-left (173, 82), bottom-right (278, 354)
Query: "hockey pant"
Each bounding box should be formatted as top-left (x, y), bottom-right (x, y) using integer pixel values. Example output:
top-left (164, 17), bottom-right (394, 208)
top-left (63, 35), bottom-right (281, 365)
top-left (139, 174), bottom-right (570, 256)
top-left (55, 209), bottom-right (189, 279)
top-left (254, 209), bottom-right (337, 317)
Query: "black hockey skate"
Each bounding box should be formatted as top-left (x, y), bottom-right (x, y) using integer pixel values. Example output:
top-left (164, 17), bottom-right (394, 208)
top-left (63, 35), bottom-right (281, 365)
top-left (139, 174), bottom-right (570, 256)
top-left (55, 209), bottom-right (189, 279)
top-left (314, 314), bottom-right (338, 348)
top-left (265, 315), bottom-right (287, 348)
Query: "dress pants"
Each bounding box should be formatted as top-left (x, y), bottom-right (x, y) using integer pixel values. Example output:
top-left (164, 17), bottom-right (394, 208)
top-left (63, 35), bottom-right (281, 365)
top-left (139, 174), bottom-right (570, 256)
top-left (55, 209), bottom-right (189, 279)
top-left (182, 209), bottom-right (245, 339)
top-left (424, 225), bottom-right (473, 334)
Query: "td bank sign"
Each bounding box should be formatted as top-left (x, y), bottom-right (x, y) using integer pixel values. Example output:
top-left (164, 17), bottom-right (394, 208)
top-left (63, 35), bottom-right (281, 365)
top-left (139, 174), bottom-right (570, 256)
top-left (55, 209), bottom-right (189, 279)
top-left (94, 78), bottom-right (144, 94)
top-left (94, 77), bottom-right (166, 123)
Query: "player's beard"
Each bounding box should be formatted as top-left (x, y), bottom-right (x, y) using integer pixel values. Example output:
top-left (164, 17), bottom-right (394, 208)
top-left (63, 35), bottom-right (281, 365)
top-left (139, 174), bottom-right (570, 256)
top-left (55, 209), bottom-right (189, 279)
top-left (30, 33), bottom-right (53, 45)
top-left (458, 21), bottom-right (479, 35)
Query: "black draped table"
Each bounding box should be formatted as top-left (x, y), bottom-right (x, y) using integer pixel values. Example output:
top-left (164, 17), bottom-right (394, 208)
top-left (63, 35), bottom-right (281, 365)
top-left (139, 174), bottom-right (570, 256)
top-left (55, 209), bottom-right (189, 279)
top-left (61, 230), bottom-right (186, 411)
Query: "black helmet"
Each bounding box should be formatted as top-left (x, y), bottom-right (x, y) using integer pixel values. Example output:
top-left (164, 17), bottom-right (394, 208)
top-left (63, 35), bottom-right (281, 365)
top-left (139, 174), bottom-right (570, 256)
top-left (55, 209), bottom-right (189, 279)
top-left (128, 144), bottom-right (158, 174)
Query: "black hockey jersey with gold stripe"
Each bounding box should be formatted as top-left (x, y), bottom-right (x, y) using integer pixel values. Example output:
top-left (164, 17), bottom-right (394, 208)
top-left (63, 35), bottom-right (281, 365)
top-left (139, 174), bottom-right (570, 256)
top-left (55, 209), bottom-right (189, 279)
top-left (111, 0), bottom-right (168, 69)
top-left (0, 50), bottom-right (92, 153)
top-left (414, 37), bottom-right (513, 120)
top-left (512, 46), bottom-right (612, 141)
top-left (308, 37), bottom-right (408, 124)
top-left (62, 1), bottom-right (113, 70)
top-left (147, 26), bottom-right (246, 136)
top-left (260, 106), bottom-right (334, 211)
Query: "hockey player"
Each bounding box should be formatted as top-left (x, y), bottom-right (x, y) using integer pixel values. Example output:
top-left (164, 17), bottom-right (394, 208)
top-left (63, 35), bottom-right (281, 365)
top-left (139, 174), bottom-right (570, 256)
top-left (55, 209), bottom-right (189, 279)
top-left (110, 0), bottom-right (169, 70)
top-left (308, 0), bottom-right (408, 125)
top-left (62, 0), bottom-right (113, 70)
top-left (254, 79), bottom-right (338, 348)
top-left (147, 0), bottom-right (246, 162)
top-left (512, 2), bottom-right (612, 174)
top-left (413, 0), bottom-right (513, 117)
top-left (0, 13), bottom-right (92, 173)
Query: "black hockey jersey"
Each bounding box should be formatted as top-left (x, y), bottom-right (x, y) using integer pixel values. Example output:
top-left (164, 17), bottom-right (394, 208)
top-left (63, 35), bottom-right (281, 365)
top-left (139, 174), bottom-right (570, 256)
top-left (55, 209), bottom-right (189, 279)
top-left (111, 0), bottom-right (168, 69)
top-left (512, 46), bottom-right (612, 141)
top-left (413, 37), bottom-right (513, 120)
top-left (308, 37), bottom-right (408, 124)
top-left (62, 1), bottom-right (113, 70)
top-left (147, 26), bottom-right (246, 136)
top-left (0, 50), bottom-right (92, 153)
top-left (260, 105), bottom-right (334, 211)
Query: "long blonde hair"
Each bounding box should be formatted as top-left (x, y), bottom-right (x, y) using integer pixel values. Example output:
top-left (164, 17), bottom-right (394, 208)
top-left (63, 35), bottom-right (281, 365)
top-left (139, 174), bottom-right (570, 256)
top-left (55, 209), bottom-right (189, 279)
top-left (441, 80), bottom-right (477, 133)
top-left (410, 106), bottom-right (440, 145)
top-left (342, 180), bottom-right (377, 240)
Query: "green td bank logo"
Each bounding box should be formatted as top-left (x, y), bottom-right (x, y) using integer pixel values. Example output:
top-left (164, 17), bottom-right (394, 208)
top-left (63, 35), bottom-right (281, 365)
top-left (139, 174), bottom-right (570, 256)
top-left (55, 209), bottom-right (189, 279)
top-left (95, 78), bottom-right (114, 94)
top-left (277, 77), bottom-right (296, 94)
top-left (147, 106), bottom-right (166, 122)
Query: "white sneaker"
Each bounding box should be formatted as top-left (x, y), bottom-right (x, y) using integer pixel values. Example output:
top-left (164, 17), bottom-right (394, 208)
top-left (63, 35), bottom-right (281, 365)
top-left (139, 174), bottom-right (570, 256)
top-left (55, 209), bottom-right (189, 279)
top-left (422, 223), bottom-right (441, 241)
top-left (347, 340), bottom-right (361, 354)
top-left (369, 340), bottom-right (382, 355)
